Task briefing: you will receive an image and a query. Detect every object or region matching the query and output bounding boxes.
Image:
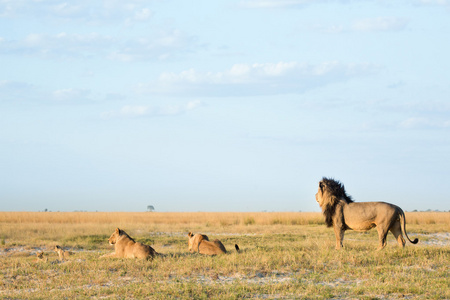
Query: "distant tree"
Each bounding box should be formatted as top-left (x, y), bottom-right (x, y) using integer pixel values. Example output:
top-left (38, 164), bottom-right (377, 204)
top-left (147, 205), bottom-right (155, 212)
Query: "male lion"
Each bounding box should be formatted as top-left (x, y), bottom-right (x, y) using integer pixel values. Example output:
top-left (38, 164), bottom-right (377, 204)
top-left (187, 232), bottom-right (240, 255)
top-left (315, 177), bottom-right (418, 250)
top-left (100, 228), bottom-right (158, 260)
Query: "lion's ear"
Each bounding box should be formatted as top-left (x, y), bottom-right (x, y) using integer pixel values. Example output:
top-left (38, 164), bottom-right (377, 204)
top-left (115, 228), bottom-right (120, 233)
top-left (188, 232), bottom-right (193, 237)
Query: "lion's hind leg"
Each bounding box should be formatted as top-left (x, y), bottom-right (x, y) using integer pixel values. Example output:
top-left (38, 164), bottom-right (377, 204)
top-left (390, 221), bottom-right (406, 248)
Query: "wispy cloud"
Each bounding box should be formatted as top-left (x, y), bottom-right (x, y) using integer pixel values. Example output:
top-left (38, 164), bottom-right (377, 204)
top-left (239, 0), bottom-right (318, 9)
top-left (107, 29), bottom-right (196, 62)
top-left (137, 61), bottom-right (379, 97)
top-left (400, 117), bottom-right (450, 129)
top-left (0, 80), bottom-right (39, 102)
top-left (0, 80), bottom-right (94, 103)
top-left (52, 88), bottom-right (91, 102)
top-left (0, 1), bottom-right (154, 25)
top-left (0, 32), bottom-right (113, 59)
top-left (362, 99), bottom-right (450, 130)
top-left (101, 100), bottom-right (203, 119)
top-left (414, 0), bottom-right (450, 7)
top-left (309, 17), bottom-right (409, 34)
top-left (0, 30), bottom-right (196, 61)
top-left (352, 17), bottom-right (409, 32)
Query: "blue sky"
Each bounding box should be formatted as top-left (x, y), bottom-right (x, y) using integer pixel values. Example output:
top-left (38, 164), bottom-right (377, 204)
top-left (1, 0), bottom-right (449, 212)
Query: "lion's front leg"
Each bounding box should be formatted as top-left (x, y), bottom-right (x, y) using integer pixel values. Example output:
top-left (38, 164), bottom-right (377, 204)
top-left (376, 226), bottom-right (389, 251)
top-left (197, 241), bottom-right (202, 254)
top-left (334, 226), bottom-right (344, 250)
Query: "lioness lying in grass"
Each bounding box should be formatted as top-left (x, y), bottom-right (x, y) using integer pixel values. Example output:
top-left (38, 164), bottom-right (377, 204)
top-left (188, 232), bottom-right (239, 255)
top-left (100, 228), bottom-right (158, 260)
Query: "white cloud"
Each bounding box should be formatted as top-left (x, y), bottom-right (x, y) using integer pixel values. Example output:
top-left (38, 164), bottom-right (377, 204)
top-left (52, 88), bottom-right (90, 102)
top-left (138, 61), bottom-right (379, 97)
top-left (0, 32), bottom-right (113, 59)
top-left (131, 8), bottom-right (152, 21)
top-left (108, 29), bottom-right (196, 62)
top-left (309, 24), bottom-right (345, 34)
top-left (415, 0), bottom-right (450, 6)
top-left (51, 3), bottom-right (84, 18)
top-left (239, 0), bottom-right (319, 9)
top-left (186, 100), bottom-right (202, 110)
top-left (101, 101), bottom-right (204, 119)
top-left (0, 80), bottom-right (94, 103)
top-left (352, 17), bottom-right (409, 32)
top-left (399, 117), bottom-right (450, 129)
top-left (121, 105), bottom-right (150, 116)
top-left (0, 1), bottom-right (154, 24)
top-left (308, 17), bottom-right (408, 35)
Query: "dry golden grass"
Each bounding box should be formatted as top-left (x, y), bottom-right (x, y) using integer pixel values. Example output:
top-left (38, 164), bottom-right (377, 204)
top-left (0, 211), bottom-right (322, 225)
top-left (1, 211), bottom-right (447, 225)
top-left (1, 211), bottom-right (448, 248)
top-left (0, 211), bottom-right (449, 299)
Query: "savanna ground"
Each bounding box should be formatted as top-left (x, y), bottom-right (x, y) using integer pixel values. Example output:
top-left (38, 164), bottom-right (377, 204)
top-left (0, 212), bottom-right (449, 299)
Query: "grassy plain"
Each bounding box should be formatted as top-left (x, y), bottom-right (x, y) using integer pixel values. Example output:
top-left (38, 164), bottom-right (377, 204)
top-left (0, 212), bottom-right (449, 299)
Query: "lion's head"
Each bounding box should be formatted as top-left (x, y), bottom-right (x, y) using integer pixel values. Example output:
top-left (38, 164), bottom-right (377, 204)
top-left (108, 228), bottom-right (134, 245)
top-left (316, 177), bottom-right (353, 227)
top-left (187, 232), bottom-right (195, 251)
top-left (188, 232), bottom-right (209, 252)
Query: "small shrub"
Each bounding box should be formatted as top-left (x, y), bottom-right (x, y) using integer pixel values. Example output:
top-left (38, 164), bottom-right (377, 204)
top-left (244, 217), bottom-right (255, 226)
top-left (271, 219), bottom-right (282, 225)
top-left (219, 220), bottom-right (229, 227)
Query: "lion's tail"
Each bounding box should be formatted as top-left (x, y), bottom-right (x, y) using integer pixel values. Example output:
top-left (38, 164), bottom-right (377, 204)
top-left (399, 209), bottom-right (419, 245)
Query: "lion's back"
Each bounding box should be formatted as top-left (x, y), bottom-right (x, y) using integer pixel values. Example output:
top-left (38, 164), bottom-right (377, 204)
top-left (343, 201), bottom-right (400, 230)
top-left (199, 239), bottom-right (227, 255)
top-left (345, 202), bottom-right (399, 218)
top-left (116, 239), bottom-right (156, 259)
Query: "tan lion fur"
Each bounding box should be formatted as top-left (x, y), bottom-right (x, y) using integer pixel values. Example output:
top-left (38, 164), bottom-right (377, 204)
top-left (54, 245), bottom-right (72, 261)
top-left (188, 232), bottom-right (240, 255)
top-left (35, 251), bottom-right (48, 263)
top-left (100, 228), bottom-right (157, 260)
top-left (187, 232), bottom-right (210, 253)
top-left (315, 177), bottom-right (418, 250)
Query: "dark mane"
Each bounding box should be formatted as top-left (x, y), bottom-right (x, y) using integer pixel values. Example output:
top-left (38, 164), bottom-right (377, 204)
top-left (320, 177), bottom-right (354, 227)
top-left (321, 177), bottom-right (353, 203)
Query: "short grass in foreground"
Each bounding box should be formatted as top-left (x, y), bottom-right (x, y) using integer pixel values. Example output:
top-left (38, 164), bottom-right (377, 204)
top-left (0, 212), bottom-right (449, 299)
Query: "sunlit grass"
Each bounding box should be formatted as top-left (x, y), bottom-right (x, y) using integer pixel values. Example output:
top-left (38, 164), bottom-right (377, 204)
top-left (0, 212), bottom-right (448, 299)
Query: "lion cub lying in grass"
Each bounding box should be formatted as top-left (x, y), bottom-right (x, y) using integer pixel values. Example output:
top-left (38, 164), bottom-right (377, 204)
top-left (188, 232), bottom-right (239, 255)
top-left (54, 245), bottom-right (72, 261)
top-left (35, 251), bottom-right (48, 263)
top-left (100, 228), bottom-right (158, 260)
